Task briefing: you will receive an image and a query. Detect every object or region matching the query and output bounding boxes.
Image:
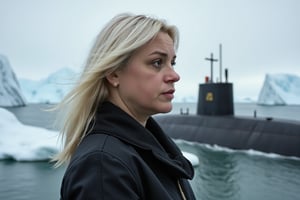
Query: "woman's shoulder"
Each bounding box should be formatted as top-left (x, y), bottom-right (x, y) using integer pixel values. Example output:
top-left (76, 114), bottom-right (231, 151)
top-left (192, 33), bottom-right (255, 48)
top-left (61, 133), bottom-right (144, 199)
top-left (68, 133), bottom-right (142, 171)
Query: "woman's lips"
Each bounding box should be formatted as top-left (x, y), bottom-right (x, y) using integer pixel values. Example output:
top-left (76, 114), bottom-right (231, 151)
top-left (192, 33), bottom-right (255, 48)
top-left (162, 89), bottom-right (175, 100)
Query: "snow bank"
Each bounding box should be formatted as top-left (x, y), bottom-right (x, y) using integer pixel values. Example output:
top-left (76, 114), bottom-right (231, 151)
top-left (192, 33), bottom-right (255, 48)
top-left (0, 108), bottom-right (61, 161)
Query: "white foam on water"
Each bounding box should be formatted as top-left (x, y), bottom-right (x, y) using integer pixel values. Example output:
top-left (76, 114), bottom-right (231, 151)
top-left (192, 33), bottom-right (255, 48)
top-left (175, 139), bottom-right (300, 161)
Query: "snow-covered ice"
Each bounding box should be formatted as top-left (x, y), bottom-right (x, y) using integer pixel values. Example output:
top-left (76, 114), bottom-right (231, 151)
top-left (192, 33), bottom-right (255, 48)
top-left (19, 67), bottom-right (78, 104)
top-left (0, 108), bottom-right (61, 161)
top-left (0, 55), bottom-right (27, 107)
top-left (258, 73), bottom-right (300, 105)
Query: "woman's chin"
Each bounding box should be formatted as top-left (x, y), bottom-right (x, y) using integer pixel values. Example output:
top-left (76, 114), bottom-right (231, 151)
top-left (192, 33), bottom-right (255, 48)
top-left (157, 103), bottom-right (173, 114)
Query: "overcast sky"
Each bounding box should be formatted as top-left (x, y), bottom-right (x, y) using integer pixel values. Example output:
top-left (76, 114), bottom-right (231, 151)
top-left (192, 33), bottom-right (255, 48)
top-left (1, 0), bottom-right (300, 100)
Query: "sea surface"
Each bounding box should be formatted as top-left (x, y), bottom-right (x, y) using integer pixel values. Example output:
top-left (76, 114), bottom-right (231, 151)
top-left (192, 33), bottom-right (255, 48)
top-left (1, 102), bottom-right (300, 200)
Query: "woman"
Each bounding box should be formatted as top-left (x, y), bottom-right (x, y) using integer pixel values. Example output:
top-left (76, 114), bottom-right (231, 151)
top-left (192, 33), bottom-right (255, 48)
top-left (54, 13), bottom-right (196, 200)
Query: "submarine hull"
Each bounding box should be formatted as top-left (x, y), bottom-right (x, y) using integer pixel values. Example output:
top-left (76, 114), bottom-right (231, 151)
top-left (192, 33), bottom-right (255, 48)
top-left (154, 114), bottom-right (300, 158)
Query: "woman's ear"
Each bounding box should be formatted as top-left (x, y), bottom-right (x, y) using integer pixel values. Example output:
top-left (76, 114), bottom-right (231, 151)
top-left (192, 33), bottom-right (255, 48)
top-left (106, 71), bottom-right (120, 87)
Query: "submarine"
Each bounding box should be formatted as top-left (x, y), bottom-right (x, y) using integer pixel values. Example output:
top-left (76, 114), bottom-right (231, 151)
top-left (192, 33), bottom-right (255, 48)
top-left (154, 45), bottom-right (300, 158)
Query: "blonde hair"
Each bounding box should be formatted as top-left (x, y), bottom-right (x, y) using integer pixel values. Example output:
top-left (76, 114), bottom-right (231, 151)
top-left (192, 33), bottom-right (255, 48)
top-left (53, 13), bottom-right (179, 166)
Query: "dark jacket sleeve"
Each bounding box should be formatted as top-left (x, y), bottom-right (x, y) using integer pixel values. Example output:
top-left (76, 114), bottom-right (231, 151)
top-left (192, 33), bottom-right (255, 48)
top-left (60, 151), bottom-right (141, 200)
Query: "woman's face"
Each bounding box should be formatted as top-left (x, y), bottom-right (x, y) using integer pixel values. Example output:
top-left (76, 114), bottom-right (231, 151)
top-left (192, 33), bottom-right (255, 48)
top-left (112, 32), bottom-right (180, 122)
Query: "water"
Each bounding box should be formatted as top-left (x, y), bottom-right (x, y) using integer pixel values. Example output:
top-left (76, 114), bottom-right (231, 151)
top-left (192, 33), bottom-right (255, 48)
top-left (176, 140), bottom-right (300, 200)
top-left (0, 161), bottom-right (65, 200)
top-left (1, 103), bottom-right (300, 200)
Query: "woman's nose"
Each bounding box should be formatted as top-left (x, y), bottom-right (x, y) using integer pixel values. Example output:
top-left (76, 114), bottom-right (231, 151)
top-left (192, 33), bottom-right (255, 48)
top-left (165, 67), bottom-right (180, 83)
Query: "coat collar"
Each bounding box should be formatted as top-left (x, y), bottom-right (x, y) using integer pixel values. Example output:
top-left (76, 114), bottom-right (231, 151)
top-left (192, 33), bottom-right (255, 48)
top-left (90, 101), bottom-right (194, 179)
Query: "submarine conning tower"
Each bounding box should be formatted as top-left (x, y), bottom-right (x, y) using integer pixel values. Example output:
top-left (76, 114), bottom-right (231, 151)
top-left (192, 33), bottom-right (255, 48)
top-left (197, 81), bottom-right (234, 116)
top-left (197, 44), bottom-right (234, 116)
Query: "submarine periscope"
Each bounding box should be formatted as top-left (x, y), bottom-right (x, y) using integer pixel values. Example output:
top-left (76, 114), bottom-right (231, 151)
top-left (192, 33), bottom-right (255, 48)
top-left (154, 44), bottom-right (300, 158)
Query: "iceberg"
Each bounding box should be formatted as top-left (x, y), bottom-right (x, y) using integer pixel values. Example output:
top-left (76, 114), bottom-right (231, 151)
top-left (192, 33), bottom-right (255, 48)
top-left (257, 73), bottom-right (300, 105)
top-left (0, 108), bottom-right (61, 161)
top-left (0, 55), bottom-right (27, 107)
top-left (19, 67), bottom-right (77, 103)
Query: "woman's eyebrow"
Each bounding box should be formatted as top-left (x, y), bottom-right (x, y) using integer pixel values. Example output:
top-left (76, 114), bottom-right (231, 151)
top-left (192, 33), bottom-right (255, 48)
top-left (148, 51), bottom-right (176, 59)
top-left (149, 51), bottom-right (168, 57)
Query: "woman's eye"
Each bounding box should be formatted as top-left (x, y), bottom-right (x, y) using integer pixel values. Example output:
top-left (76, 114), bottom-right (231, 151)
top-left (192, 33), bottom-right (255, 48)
top-left (152, 59), bottom-right (162, 68)
top-left (171, 60), bottom-right (176, 66)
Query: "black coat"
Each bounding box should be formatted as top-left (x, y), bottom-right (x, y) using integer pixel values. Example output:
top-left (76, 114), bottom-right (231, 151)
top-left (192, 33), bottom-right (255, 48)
top-left (60, 102), bottom-right (196, 200)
